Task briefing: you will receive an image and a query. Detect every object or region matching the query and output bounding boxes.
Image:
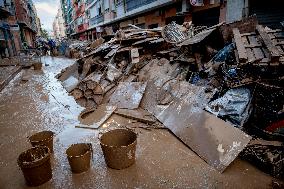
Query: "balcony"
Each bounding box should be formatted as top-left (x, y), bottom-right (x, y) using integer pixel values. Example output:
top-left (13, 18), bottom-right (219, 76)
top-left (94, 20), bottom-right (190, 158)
top-left (126, 0), bottom-right (157, 12)
top-left (89, 14), bottom-right (103, 26)
top-left (0, 0), bottom-right (13, 18)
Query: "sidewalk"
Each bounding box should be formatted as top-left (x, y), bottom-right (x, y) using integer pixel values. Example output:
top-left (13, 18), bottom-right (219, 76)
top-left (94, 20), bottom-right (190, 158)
top-left (0, 65), bottom-right (22, 92)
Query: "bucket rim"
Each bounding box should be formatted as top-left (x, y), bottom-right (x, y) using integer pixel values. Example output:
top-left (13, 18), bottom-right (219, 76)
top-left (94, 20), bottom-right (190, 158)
top-left (17, 146), bottom-right (50, 168)
top-left (29, 131), bottom-right (54, 143)
top-left (66, 143), bottom-right (92, 158)
top-left (99, 128), bottom-right (137, 148)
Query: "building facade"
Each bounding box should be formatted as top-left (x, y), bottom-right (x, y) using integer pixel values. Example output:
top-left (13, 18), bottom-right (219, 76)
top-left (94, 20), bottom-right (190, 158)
top-left (61, 0), bottom-right (284, 41)
top-left (53, 8), bottom-right (66, 39)
top-left (0, 0), bottom-right (40, 59)
top-left (14, 0), bottom-right (38, 48)
top-left (0, 0), bottom-right (22, 58)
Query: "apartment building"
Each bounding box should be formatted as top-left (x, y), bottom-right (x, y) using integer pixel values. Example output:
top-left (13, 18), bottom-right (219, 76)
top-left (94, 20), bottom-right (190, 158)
top-left (61, 0), bottom-right (284, 41)
top-left (14, 0), bottom-right (38, 48)
top-left (53, 8), bottom-right (66, 39)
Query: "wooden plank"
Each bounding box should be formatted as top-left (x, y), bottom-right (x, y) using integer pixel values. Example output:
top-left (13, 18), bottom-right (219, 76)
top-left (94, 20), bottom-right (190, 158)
top-left (262, 47), bottom-right (270, 59)
top-left (259, 58), bottom-right (270, 63)
top-left (269, 33), bottom-right (276, 39)
top-left (274, 41), bottom-right (284, 45)
top-left (276, 46), bottom-right (284, 54)
top-left (246, 48), bottom-right (256, 63)
top-left (248, 35), bottom-right (260, 46)
top-left (267, 29), bottom-right (282, 33)
top-left (232, 28), bottom-right (247, 62)
top-left (242, 36), bottom-right (249, 45)
top-left (240, 32), bottom-right (256, 36)
top-left (253, 48), bottom-right (264, 60)
top-left (244, 44), bottom-right (263, 48)
top-left (274, 32), bottom-right (284, 39)
top-left (256, 25), bottom-right (280, 59)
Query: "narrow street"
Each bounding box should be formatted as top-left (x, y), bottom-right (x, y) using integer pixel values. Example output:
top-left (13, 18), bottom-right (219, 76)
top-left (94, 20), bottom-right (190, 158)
top-left (0, 56), bottom-right (274, 188)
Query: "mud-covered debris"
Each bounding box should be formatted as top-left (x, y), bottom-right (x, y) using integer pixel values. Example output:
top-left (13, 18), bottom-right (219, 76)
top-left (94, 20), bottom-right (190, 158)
top-left (77, 104), bottom-right (116, 129)
top-left (109, 82), bottom-right (147, 109)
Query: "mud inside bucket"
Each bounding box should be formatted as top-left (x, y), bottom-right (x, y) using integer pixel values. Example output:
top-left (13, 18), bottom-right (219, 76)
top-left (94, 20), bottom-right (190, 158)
top-left (33, 62), bottom-right (42, 70)
top-left (18, 146), bottom-right (52, 187)
top-left (29, 131), bottom-right (54, 153)
top-left (66, 143), bottom-right (92, 174)
top-left (100, 129), bottom-right (137, 170)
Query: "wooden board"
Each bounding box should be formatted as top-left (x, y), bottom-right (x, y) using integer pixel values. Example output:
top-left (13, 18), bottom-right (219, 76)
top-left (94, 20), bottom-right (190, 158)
top-left (246, 48), bottom-right (256, 63)
top-left (240, 32), bottom-right (256, 36)
top-left (253, 48), bottom-right (264, 60)
top-left (247, 35), bottom-right (260, 46)
top-left (256, 25), bottom-right (280, 60)
top-left (233, 28), bottom-right (248, 62)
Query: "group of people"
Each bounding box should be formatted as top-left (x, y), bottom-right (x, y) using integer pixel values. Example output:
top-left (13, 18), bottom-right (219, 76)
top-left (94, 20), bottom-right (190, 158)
top-left (36, 38), bottom-right (57, 56)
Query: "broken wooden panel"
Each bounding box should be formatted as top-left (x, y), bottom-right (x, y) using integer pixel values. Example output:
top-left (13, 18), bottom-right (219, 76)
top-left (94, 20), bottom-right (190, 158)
top-left (109, 82), bottom-right (147, 109)
top-left (104, 46), bottom-right (120, 59)
top-left (233, 28), bottom-right (248, 63)
top-left (106, 64), bottom-right (122, 82)
top-left (246, 48), bottom-right (256, 63)
top-left (252, 48), bottom-right (264, 61)
top-left (77, 105), bottom-right (116, 129)
top-left (247, 35), bottom-right (260, 46)
top-left (177, 28), bottom-right (216, 46)
top-left (157, 96), bottom-right (252, 172)
top-left (256, 25), bottom-right (280, 60)
top-left (132, 37), bottom-right (159, 45)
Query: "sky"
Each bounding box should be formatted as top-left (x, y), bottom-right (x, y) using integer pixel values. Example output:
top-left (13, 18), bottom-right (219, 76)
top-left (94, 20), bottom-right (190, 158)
top-left (34, 0), bottom-right (60, 33)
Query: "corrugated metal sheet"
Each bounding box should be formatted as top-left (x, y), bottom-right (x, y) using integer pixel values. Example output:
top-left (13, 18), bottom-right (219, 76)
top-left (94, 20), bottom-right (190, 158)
top-left (250, 0), bottom-right (284, 29)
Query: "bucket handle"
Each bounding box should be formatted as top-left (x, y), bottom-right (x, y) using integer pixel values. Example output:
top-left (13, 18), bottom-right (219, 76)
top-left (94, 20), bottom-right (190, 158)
top-left (87, 143), bottom-right (94, 162)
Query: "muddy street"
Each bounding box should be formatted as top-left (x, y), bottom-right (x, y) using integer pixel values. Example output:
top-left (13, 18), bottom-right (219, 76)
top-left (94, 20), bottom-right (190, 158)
top-left (0, 56), bottom-right (275, 188)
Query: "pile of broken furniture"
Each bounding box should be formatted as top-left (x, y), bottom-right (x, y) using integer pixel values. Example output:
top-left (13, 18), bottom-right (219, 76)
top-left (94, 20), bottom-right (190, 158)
top-left (57, 16), bottom-right (284, 179)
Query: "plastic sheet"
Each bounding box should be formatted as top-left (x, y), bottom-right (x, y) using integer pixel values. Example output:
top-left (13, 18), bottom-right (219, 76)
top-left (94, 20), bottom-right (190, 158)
top-left (205, 88), bottom-right (252, 127)
top-left (212, 43), bottom-right (235, 63)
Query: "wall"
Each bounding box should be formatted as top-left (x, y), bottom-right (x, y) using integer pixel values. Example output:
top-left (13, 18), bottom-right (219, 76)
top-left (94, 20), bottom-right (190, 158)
top-left (226, 0), bottom-right (245, 23)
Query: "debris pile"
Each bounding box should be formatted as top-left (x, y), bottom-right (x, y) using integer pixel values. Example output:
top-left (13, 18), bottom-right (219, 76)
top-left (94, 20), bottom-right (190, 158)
top-left (65, 40), bottom-right (91, 59)
top-left (57, 18), bottom-right (284, 178)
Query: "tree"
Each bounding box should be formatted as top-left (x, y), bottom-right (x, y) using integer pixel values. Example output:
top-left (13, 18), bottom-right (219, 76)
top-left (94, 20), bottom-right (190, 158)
top-left (41, 28), bottom-right (49, 39)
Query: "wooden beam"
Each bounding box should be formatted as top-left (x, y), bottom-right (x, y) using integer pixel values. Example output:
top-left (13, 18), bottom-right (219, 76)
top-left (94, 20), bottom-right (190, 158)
top-left (256, 25), bottom-right (280, 60)
top-left (233, 28), bottom-right (248, 63)
top-left (244, 44), bottom-right (263, 48)
top-left (240, 32), bottom-right (256, 36)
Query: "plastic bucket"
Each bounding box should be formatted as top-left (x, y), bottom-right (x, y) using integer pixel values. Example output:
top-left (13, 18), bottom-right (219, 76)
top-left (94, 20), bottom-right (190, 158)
top-left (66, 143), bottom-right (92, 174)
top-left (100, 129), bottom-right (137, 170)
top-left (29, 131), bottom-right (54, 153)
top-left (18, 146), bottom-right (52, 187)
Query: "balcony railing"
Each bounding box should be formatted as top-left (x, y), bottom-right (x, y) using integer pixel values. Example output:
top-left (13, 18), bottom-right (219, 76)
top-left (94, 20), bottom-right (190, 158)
top-left (126, 0), bottom-right (156, 12)
top-left (89, 14), bottom-right (103, 26)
